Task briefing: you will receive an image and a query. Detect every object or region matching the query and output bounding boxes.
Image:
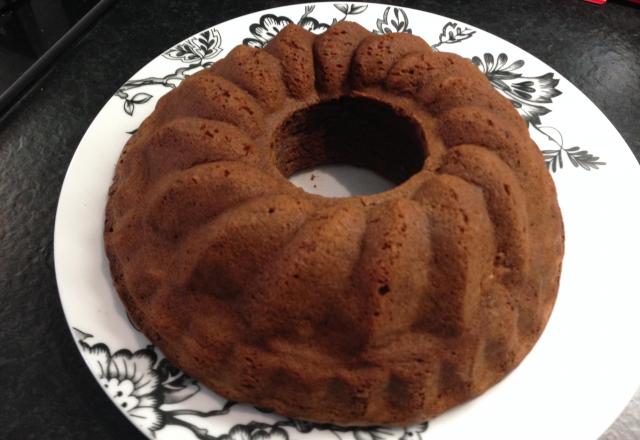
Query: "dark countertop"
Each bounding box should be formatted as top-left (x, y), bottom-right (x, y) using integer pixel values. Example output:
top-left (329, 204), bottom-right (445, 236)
top-left (0, 1), bottom-right (639, 439)
top-left (0, 0), bottom-right (101, 96)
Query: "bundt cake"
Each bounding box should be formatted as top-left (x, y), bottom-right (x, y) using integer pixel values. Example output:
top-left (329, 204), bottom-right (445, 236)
top-left (105, 22), bottom-right (564, 426)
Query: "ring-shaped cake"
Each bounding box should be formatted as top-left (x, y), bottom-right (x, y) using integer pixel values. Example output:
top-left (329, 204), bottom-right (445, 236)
top-left (105, 22), bottom-right (564, 425)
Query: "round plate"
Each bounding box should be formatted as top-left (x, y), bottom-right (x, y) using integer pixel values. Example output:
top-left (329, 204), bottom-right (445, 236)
top-left (54, 3), bottom-right (640, 439)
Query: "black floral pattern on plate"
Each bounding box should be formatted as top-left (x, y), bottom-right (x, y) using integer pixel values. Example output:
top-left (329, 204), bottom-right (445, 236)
top-left (243, 4), bottom-right (370, 48)
top-left (164, 28), bottom-right (223, 65)
top-left (431, 22), bottom-right (475, 50)
top-left (76, 328), bottom-right (429, 440)
top-left (473, 53), bottom-right (560, 125)
top-left (334, 3), bottom-right (369, 22)
top-left (112, 5), bottom-right (605, 169)
top-left (285, 420), bottom-right (429, 440)
top-left (373, 7), bottom-right (411, 34)
top-left (539, 126), bottom-right (606, 171)
top-left (114, 27), bottom-right (222, 117)
top-left (75, 328), bottom-right (234, 438)
top-left (243, 6), bottom-right (330, 49)
top-left (473, 53), bottom-right (605, 171)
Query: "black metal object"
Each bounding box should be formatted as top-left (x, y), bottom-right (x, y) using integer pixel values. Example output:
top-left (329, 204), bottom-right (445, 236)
top-left (0, 0), bottom-right (115, 114)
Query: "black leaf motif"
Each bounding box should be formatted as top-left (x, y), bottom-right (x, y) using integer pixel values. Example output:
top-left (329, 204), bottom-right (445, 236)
top-left (122, 93), bottom-right (153, 116)
top-left (163, 383), bottom-right (200, 405)
top-left (299, 16), bottom-right (330, 34)
top-left (542, 146), bottom-right (605, 172)
top-left (334, 3), bottom-right (368, 16)
top-left (566, 147), bottom-right (606, 170)
top-left (130, 92), bottom-right (152, 104)
top-left (73, 327), bottom-right (92, 341)
top-left (374, 7), bottom-right (412, 34)
top-left (473, 52), bottom-right (561, 125)
top-left (434, 21), bottom-right (475, 48)
top-left (291, 420), bottom-right (315, 433)
top-left (123, 100), bottom-right (134, 116)
top-left (473, 53), bottom-right (605, 172)
top-left (542, 149), bottom-right (561, 172)
top-left (350, 4), bottom-right (368, 14)
top-left (164, 27), bottom-right (222, 63)
top-left (334, 3), bottom-right (349, 14)
top-left (399, 424), bottom-right (429, 440)
top-left (243, 10), bottom-right (329, 48)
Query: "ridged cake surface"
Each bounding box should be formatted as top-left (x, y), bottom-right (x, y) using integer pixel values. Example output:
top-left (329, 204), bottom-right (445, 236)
top-left (105, 22), bottom-right (564, 426)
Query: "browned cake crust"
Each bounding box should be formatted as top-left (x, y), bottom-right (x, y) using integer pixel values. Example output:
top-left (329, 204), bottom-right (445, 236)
top-left (104, 22), bottom-right (564, 426)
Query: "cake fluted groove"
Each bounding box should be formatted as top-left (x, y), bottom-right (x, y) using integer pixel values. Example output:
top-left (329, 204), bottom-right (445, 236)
top-left (210, 45), bottom-right (288, 112)
top-left (313, 21), bottom-right (370, 94)
top-left (265, 24), bottom-right (318, 99)
top-left (417, 75), bottom-right (493, 113)
top-left (437, 106), bottom-right (556, 243)
top-left (152, 69), bottom-right (266, 137)
top-left (352, 198), bottom-right (431, 343)
top-left (178, 193), bottom-right (315, 301)
top-left (439, 144), bottom-right (531, 283)
top-left (244, 204), bottom-right (370, 356)
top-left (141, 117), bottom-right (264, 181)
top-left (351, 33), bottom-right (432, 89)
top-left (386, 51), bottom-right (487, 95)
top-left (145, 161), bottom-right (283, 241)
top-left (412, 174), bottom-right (496, 337)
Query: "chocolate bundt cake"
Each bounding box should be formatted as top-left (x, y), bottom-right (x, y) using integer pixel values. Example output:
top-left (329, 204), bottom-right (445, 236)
top-left (105, 22), bottom-right (564, 425)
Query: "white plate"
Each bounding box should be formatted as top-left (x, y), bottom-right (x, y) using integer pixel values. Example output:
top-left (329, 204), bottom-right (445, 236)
top-left (54, 3), bottom-right (640, 439)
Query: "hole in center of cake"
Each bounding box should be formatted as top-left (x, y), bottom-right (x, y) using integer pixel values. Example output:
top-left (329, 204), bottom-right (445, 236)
top-left (272, 96), bottom-right (427, 197)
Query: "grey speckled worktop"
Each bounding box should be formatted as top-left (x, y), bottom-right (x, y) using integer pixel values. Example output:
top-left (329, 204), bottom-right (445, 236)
top-left (0, 0), bottom-right (638, 439)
